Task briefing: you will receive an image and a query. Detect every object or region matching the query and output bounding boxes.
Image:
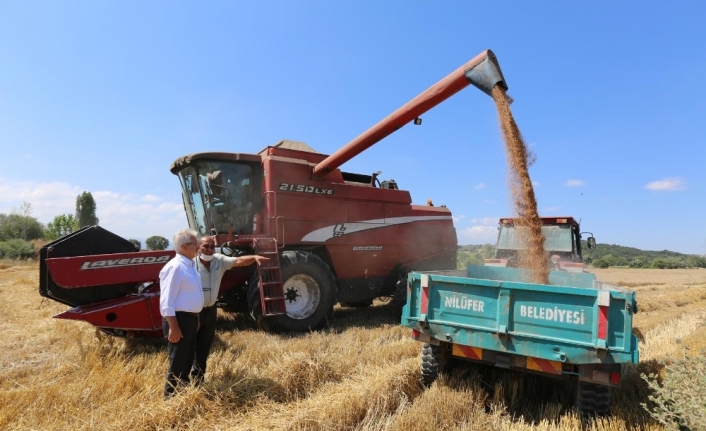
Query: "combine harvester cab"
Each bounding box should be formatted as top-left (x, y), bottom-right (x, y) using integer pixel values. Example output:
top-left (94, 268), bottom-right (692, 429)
top-left (401, 265), bottom-right (639, 415)
top-left (484, 217), bottom-right (596, 273)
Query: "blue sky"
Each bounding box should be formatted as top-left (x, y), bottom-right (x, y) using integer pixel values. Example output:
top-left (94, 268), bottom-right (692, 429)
top-left (1, 2), bottom-right (705, 254)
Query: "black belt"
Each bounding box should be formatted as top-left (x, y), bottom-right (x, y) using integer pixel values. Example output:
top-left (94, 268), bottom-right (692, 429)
top-left (175, 311), bottom-right (200, 317)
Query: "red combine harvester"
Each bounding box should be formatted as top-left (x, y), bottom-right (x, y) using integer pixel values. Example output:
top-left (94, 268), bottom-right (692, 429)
top-left (40, 49), bottom-right (508, 337)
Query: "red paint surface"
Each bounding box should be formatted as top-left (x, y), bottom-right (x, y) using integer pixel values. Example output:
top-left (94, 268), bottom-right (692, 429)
top-left (598, 305), bottom-right (609, 340)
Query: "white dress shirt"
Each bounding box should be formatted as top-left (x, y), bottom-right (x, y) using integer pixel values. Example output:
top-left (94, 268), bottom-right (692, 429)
top-left (195, 254), bottom-right (238, 307)
top-left (159, 253), bottom-right (204, 316)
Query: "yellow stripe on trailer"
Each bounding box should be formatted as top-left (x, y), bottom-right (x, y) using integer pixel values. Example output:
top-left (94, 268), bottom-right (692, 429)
top-left (526, 357), bottom-right (562, 375)
top-left (452, 344), bottom-right (483, 361)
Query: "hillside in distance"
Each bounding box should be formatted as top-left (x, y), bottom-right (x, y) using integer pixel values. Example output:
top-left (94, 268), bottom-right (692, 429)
top-left (458, 242), bottom-right (706, 269)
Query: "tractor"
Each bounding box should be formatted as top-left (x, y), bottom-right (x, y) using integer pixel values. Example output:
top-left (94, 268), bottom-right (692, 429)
top-left (484, 216), bottom-right (596, 272)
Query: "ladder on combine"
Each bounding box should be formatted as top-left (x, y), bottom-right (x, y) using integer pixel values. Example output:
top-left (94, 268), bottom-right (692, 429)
top-left (253, 238), bottom-right (286, 316)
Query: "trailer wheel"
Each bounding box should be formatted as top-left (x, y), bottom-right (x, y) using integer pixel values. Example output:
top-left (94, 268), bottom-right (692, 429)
top-left (575, 381), bottom-right (612, 416)
top-left (421, 342), bottom-right (452, 386)
top-left (248, 250), bottom-right (336, 332)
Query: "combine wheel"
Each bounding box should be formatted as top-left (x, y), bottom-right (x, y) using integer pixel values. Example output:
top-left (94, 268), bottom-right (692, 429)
top-left (392, 277), bottom-right (407, 319)
top-left (247, 272), bottom-right (272, 331)
top-left (248, 250), bottom-right (336, 332)
top-left (420, 342), bottom-right (452, 386)
top-left (340, 301), bottom-right (372, 308)
top-left (575, 381), bottom-right (612, 416)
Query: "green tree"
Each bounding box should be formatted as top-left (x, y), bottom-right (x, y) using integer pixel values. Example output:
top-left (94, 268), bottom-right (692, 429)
top-left (686, 255), bottom-right (706, 268)
top-left (480, 243), bottom-right (495, 259)
top-left (146, 235), bottom-right (169, 250)
top-left (0, 239), bottom-right (35, 260)
top-left (45, 214), bottom-right (78, 241)
top-left (128, 239), bottom-right (142, 250)
top-left (601, 254), bottom-right (616, 267)
top-left (628, 259), bottom-right (644, 268)
top-left (593, 258), bottom-right (611, 268)
top-left (613, 256), bottom-right (629, 267)
top-left (76, 192), bottom-right (99, 228)
top-left (0, 202), bottom-right (44, 241)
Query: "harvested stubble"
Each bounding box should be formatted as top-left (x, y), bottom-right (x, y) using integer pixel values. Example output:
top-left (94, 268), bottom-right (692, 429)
top-left (491, 85), bottom-right (548, 285)
top-left (4, 265), bottom-right (702, 430)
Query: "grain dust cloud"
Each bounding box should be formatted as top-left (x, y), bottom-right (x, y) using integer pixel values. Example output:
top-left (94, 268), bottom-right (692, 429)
top-left (491, 85), bottom-right (549, 284)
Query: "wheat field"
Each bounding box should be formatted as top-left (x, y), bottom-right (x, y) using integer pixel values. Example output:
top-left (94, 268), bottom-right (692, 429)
top-left (1, 264), bottom-right (705, 430)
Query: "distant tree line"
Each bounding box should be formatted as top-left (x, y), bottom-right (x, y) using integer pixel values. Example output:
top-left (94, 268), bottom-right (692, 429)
top-left (0, 193), bottom-right (169, 260)
top-left (581, 241), bottom-right (706, 269)
top-left (457, 242), bottom-right (706, 269)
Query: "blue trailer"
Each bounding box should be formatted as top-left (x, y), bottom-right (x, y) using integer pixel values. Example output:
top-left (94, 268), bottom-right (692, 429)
top-left (401, 265), bottom-right (639, 415)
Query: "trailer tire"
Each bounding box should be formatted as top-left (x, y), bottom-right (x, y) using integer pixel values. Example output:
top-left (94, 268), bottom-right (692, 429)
top-left (248, 250), bottom-right (336, 332)
top-left (421, 342), bottom-right (452, 386)
top-left (575, 381), bottom-right (611, 416)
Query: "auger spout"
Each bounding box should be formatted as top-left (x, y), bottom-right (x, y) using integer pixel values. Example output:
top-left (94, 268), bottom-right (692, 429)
top-left (312, 49), bottom-right (507, 177)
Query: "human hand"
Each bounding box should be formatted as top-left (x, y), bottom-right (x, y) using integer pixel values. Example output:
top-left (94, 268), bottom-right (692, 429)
top-left (168, 325), bottom-right (183, 343)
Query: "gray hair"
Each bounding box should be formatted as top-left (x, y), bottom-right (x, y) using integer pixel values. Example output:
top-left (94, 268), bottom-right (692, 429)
top-left (173, 228), bottom-right (198, 250)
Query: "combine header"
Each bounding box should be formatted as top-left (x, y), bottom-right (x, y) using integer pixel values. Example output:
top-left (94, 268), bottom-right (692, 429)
top-left (40, 49), bottom-right (508, 337)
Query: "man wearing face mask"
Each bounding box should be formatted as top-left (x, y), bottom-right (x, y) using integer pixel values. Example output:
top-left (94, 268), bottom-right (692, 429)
top-left (191, 236), bottom-right (268, 383)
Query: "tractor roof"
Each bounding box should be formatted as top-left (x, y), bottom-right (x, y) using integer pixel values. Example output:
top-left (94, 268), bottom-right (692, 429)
top-left (499, 216), bottom-right (579, 226)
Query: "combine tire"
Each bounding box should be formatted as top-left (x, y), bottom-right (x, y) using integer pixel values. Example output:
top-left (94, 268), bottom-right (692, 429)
top-left (421, 342), bottom-right (452, 386)
top-left (340, 301), bottom-right (372, 308)
top-left (247, 272), bottom-right (272, 331)
top-left (575, 381), bottom-right (611, 416)
top-left (392, 278), bottom-right (407, 319)
top-left (248, 250), bottom-right (336, 332)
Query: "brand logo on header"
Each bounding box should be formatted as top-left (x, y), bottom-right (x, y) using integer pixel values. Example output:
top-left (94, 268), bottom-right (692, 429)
top-left (80, 255), bottom-right (171, 270)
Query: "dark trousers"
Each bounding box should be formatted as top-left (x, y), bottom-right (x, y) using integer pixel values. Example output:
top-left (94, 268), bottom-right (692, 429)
top-left (163, 313), bottom-right (199, 397)
top-left (191, 306), bottom-right (218, 383)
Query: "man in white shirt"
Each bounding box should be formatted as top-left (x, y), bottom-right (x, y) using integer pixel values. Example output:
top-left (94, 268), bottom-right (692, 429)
top-left (191, 235), bottom-right (268, 383)
top-left (159, 228), bottom-right (203, 398)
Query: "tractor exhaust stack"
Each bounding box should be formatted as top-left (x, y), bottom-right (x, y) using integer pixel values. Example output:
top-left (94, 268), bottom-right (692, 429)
top-left (313, 49), bottom-right (507, 177)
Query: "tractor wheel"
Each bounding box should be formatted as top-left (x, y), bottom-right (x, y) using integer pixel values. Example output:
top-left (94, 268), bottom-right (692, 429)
top-left (248, 250), bottom-right (337, 332)
top-left (575, 381), bottom-right (612, 416)
top-left (420, 342), bottom-right (452, 386)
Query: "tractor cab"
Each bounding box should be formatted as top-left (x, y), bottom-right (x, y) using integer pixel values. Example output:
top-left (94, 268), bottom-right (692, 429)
top-left (484, 216), bottom-right (595, 272)
top-left (170, 152), bottom-right (263, 237)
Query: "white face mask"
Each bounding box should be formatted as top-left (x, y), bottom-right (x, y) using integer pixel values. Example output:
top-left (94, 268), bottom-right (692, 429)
top-left (200, 253), bottom-right (215, 262)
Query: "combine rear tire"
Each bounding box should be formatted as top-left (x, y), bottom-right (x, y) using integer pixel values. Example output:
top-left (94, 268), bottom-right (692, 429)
top-left (248, 250), bottom-right (336, 332)
top-left (421, 342), bottom-right (452, 386)
top-left (575, 381), bottom-right (612, 416)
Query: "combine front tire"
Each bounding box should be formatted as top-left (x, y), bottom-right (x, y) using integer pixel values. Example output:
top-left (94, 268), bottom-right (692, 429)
top-left (249, 250), bottom-right (336, 332)
top-left (421, 342), bottom-right (452, 386)
top-left (392, 278), bottom-right (407, 319)
top-left (575, 381), bottom-right (611, 416)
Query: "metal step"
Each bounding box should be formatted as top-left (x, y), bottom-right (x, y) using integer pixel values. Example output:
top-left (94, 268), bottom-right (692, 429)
top-left (254, 238), bottom-right (286, 316)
